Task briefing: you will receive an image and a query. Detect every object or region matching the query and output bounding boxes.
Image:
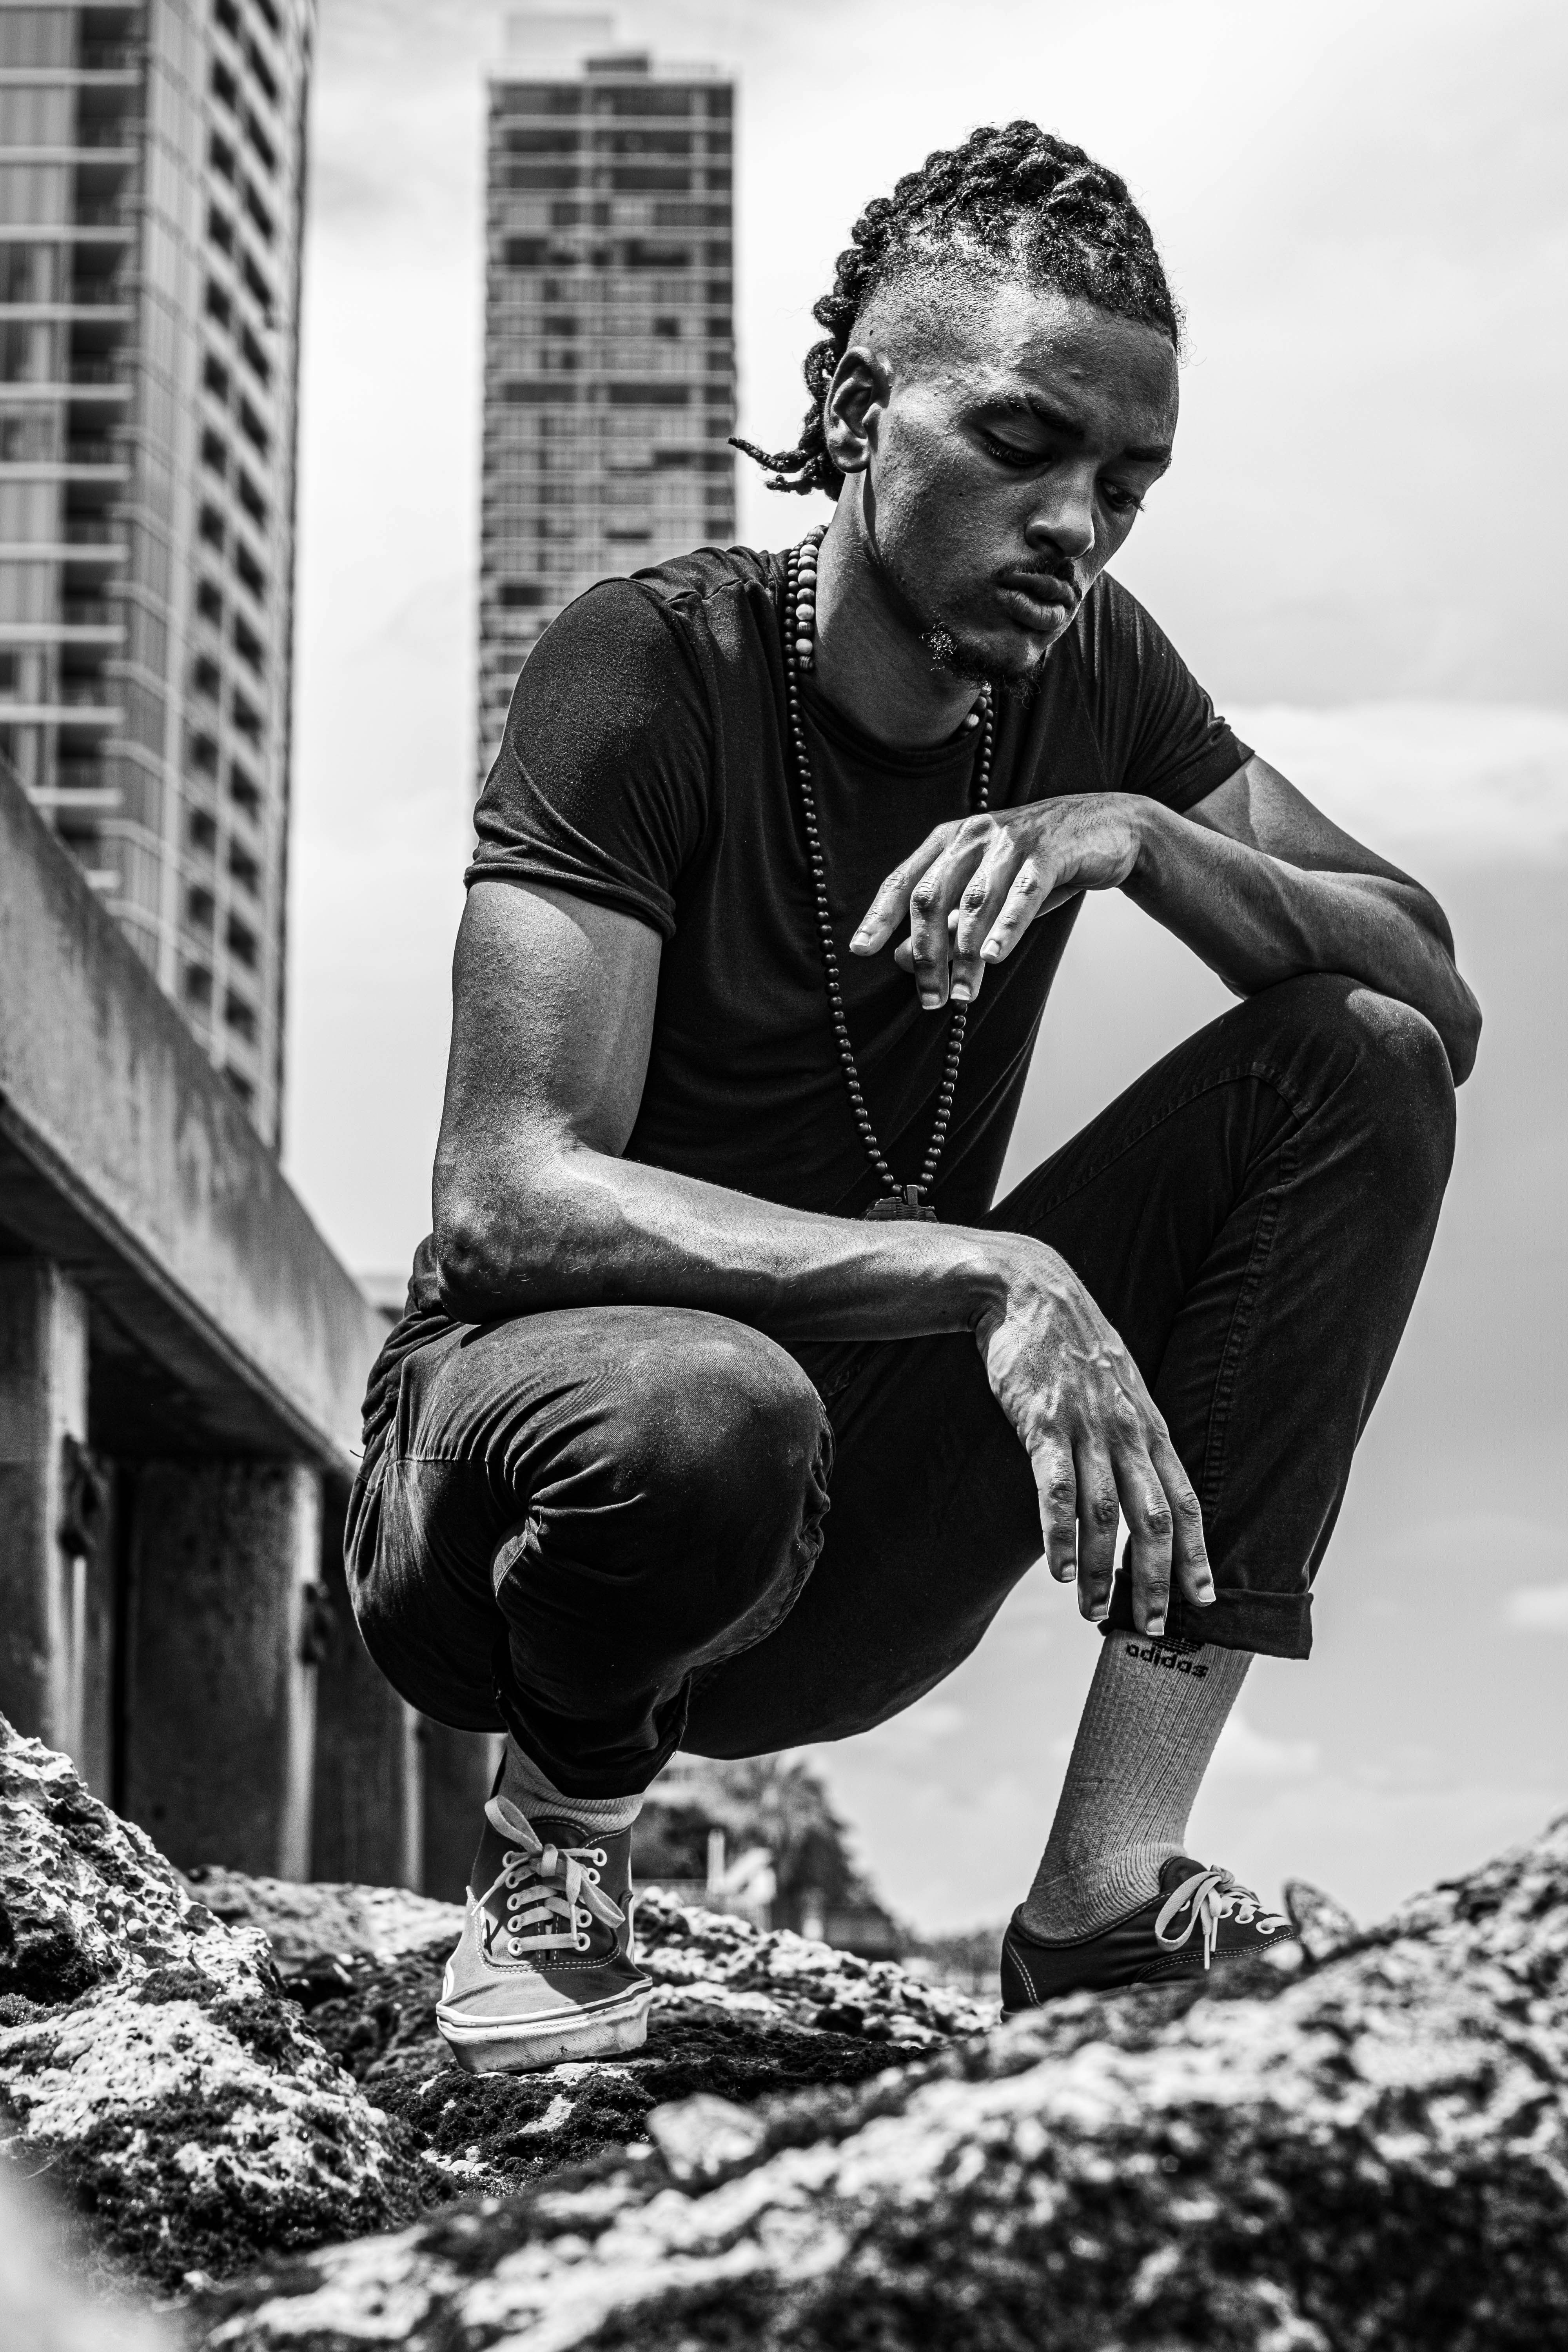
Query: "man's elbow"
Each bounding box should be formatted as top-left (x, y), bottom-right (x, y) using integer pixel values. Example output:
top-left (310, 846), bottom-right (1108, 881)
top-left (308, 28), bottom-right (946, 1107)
top-left (431, 1195), bottom-right (517, 1322)
top-left (432, 1171), bottom-right (603, 1323)
top-left (1446, 980), bottom-right (1483, 1088)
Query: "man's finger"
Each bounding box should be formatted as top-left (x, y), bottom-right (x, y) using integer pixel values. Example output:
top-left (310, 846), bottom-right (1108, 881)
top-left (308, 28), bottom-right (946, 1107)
top-left (1150, 1430), bottom-right (1213, 1609)
top-left (950, 838), bottom-right (1023, 1002)
top-left (850, 829), bottom-right (957, 956)
top-left (906, 837), bottom-right (988, 1008)
top-left (1074, 1441), bottom-right (1120, 1617)
top-left (1031, 1435), bottom-right (1079, 1584)
top-left (980, 858), bottom-right (1056, 964)
top-left (1113, 1440), bottom-right (1175, 1637)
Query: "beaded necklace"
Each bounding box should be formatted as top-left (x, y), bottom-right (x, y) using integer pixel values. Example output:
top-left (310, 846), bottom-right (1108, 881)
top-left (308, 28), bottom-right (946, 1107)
top-left (782, 523), bottom-right (994, 1223)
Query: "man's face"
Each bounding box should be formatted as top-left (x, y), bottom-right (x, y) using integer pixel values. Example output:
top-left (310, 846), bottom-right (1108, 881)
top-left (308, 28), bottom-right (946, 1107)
top-left (831, 278), bottom-right (1179, 690)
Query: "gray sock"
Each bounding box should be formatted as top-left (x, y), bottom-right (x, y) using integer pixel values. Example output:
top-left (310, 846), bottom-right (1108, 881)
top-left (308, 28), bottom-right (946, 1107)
top-left (1020, 1634), bottom-right (1252, 1941)
top-left (500, 1736), bottom-right (643, 1838)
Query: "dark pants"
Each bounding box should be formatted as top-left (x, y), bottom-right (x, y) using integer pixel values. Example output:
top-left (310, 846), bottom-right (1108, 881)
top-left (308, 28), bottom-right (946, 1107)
top-left (347, 976), bottom-right (1455, 1798)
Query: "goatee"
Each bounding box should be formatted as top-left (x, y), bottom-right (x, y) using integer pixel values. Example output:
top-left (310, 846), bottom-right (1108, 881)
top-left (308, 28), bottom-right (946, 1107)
top-left (922, 620), bottom-right (1045, 706)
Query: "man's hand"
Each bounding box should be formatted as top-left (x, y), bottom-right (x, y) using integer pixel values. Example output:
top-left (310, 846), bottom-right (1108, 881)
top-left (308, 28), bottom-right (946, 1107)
top-left (851, 795), bottom-right (1146, 1009)
top-left (973, 1238), bottom-right (1215, 1635)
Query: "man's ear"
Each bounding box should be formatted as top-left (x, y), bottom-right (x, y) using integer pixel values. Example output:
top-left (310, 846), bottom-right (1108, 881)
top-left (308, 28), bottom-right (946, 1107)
top-left (822, 344), bottom-right (890, 479)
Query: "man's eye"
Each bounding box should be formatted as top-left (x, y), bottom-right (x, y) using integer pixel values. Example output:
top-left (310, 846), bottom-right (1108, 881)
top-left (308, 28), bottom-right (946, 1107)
top-left (1102, 483), bottom-right (1146, 515)
top-left (980, 432), bottom-right (1042, 470)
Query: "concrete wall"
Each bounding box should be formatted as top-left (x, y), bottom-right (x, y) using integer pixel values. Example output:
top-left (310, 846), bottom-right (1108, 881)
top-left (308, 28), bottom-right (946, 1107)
top-left (0, 768), bottom-right (385, 1474)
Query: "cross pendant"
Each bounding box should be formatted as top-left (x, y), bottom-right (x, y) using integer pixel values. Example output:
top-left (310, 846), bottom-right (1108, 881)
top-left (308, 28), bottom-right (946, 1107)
top-left (863, 1185), bottom-right (937, 1223)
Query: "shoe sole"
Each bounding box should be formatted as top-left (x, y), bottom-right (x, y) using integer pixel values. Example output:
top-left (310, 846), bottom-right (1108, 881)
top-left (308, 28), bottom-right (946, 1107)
top-left (437, 1984), bottom-right (653, 2075)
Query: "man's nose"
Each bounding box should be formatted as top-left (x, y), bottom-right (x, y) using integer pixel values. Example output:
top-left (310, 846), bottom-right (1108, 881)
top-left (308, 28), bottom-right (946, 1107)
top-left (1025, 468), bottom-right (1097, 564)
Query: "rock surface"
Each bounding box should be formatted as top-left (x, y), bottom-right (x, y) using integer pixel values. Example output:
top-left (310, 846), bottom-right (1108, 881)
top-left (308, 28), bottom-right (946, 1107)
top-left (0, 1719), bottom-right (986, 2286)
top-left (196, 1814), bottom-right (1568, 2352)
top-left (210, 1867), bottom-right (990, 2202)
top-left (0, 1720), bottom-right (418, 2287)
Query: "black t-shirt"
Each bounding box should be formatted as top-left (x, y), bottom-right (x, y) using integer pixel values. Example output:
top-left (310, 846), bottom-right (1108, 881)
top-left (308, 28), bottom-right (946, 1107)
top-left (361, 542), bottom-right (1250, 1455)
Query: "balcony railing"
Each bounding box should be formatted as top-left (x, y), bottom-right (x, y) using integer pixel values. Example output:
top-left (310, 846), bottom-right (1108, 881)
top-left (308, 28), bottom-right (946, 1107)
top-left (79, 44), bottom-right (145, 72)
top-left (74, 121), bottom-right (142, 151)
top-left (65, 438), bottom-right (123, 466)
top-left (63, 598), bottom-right (115, 626)
top-left (64, 519), bottom-right (124, 544)
top-left (68, 360), bottom-right (125, 386)
top-left (67, 283), bottom-right (132, 308)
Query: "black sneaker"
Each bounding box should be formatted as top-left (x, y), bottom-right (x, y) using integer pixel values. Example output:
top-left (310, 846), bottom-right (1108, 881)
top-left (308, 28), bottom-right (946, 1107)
top-left (1001, 1854), bottom-right (1296, 2014)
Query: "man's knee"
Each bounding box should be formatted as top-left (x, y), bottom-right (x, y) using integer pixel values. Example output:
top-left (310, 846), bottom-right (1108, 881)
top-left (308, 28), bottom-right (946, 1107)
top-left (1263, 975), bottom-right (1456, 1202)
top-left (1341, 982), bottom-right (1455, 1201)
top-left (591, 1312), bottom-right (830, 1553)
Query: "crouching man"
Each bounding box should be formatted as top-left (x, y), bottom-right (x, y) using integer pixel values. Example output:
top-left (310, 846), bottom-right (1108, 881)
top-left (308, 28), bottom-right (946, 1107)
top-left (347, 122), bottom-right (1477, 2070)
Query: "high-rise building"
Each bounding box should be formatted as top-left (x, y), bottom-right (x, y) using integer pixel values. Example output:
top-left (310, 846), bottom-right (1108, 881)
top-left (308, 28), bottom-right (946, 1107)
top-left (478, 14), bottom-right (735, 781)
top-left (0, 0), bottom-right (313, 1149)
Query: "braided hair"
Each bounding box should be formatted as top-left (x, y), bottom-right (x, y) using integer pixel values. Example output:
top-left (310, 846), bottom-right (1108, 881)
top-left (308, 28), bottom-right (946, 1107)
top-left (732, 123), bottom-right (1180, 498)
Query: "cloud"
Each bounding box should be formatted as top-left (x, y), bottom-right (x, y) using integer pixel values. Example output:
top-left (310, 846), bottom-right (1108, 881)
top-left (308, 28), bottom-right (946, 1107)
top-left (1225, 704), bottom-right (1568, 861)
top-left (1209, 1712), bottom-right (1321, 1781)
top-left (1504, 1586), bottom-right (1568, 1634)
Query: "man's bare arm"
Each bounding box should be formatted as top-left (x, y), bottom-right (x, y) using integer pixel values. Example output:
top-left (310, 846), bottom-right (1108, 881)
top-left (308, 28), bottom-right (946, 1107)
top-left (433, 878), bottom-right (1214, 1635)
top-left (1134, 756), bottom-right (1481, 1080)
top-left (857, 754), bottom-right (1481, 1082)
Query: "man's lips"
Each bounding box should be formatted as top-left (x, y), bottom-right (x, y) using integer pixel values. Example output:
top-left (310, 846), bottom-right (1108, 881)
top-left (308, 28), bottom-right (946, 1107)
top-left (996, 573), bottom-right (1079, 626)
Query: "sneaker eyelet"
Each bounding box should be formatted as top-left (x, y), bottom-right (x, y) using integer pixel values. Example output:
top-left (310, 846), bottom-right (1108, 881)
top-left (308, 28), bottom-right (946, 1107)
top-left (508, 1939), bottom-right (523, 1955)
top-left (592, 1849), bottom-right (607, 1866)
top-left (586, 1867), bottom-right (601, 1884)
top-left (575, 1933), bottom-right (589, 1951)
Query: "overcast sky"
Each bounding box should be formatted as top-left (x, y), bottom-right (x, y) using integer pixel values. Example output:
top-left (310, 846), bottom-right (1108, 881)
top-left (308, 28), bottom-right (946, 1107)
top-left (281, 0), bottom-right (1566, 1931)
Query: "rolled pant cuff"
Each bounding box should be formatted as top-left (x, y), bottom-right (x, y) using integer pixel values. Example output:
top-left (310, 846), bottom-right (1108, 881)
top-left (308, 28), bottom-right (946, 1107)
top-left (1102, 1575), bottom-right (1313, 1660)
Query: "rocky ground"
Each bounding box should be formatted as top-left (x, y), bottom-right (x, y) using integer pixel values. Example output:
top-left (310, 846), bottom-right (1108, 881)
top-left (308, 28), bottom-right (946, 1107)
top-left (5, 1710), bottom-right (1568, 2347)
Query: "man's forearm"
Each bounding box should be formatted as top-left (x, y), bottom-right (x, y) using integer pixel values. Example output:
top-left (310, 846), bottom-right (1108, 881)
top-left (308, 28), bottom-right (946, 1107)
top-left (436, 1141), bottom-right (1020, 1337)
top-left (1127, 802), bottom-right (1481, 1080)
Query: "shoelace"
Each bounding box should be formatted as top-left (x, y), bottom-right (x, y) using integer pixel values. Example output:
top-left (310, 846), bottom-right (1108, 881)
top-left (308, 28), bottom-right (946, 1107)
top-left (1152, 1865), bottom-right (1290, 1971)
top-left (477, 1794), bottom-right (627, 1962)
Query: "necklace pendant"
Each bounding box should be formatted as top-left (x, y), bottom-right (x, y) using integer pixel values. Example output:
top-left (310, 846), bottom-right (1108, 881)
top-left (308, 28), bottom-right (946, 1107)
top-left (864, 1185), bottom-right (937, 1223)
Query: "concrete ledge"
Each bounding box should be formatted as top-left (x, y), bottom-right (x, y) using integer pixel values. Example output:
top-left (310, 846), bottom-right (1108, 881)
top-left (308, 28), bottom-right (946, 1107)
top-left (0, 769), bottom-right (383, 1474)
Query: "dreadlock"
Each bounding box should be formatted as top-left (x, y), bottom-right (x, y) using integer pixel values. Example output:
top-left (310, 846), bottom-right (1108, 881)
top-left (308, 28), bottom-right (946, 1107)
top-left (732, 123), bottom-right (1181, 498)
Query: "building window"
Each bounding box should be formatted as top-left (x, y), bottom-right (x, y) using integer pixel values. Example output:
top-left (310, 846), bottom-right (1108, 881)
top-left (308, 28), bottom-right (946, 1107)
top-left (244, 111), bottom-right (276, 176)
top-left (183, 961), bottom-right (213, 1008)
top-left (200, 428), bottom-right (228, 477)
top-left (223, 989), bottom-right (257, 1042)
top-left (233, 539), bottom-right (265, 600)
top-left (205, 279), bottom-right (232, 330)
top-left (207, 205), bottom-right (234, 256)
top-left (227, 837), bottom-right (259, 892)
top-left (243, 181), bottom-right (274, 243)
top-left (187, 807), bottom-right (218, 853)
top-left (232, 612), bottom-right (263, 675)
top-left (228, 760), bottom-right (260, 817)
top-left (203, 351), bottom-right (231, 401)
top-left (239, 324), bottom-right (271, 388)
top-left (185, 884), bottom-right (215, 931)
top-left (191, 653), bottom-right (221, 700)
top-left (226, 915), bottom-right (257, 968)
top-left (199, 504), bottom-right (226, 551)
top-left (210, 132), bottom-right (236, 183)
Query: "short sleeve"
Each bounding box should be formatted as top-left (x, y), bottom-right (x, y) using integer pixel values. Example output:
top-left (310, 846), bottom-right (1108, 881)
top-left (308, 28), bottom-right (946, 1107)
top-left (466, 579), bottom-right (712, 939)
top-left (1076, 575), bottom-right (1252, 814)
